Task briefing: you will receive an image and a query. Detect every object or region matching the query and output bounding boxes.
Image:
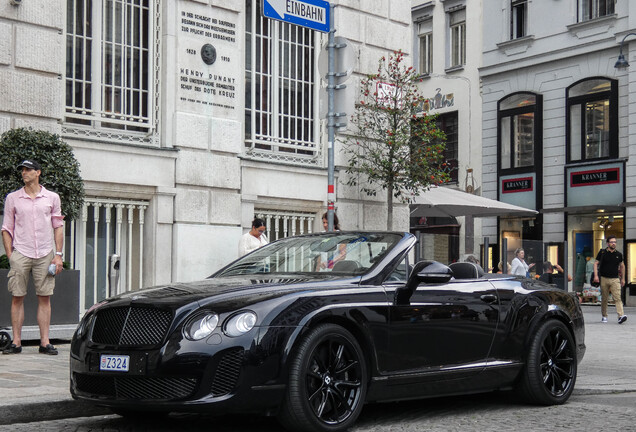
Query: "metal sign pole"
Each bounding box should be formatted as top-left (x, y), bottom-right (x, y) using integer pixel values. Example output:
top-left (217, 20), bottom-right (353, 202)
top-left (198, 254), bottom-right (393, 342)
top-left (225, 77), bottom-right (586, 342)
top-left (327, 3), bottom-right (335, 231)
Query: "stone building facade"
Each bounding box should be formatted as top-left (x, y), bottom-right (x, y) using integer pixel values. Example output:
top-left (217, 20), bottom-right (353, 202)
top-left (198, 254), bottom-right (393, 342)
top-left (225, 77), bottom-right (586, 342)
top-left (0, 0), bottom-right (413, 315)
top-left (481, 0), bottom-right (636, 301)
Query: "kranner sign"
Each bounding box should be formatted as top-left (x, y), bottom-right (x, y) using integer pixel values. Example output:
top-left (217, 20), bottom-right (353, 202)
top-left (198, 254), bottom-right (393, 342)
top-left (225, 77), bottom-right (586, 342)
top-left (570, 167), bottom-right (620, 187)
top-left (502, 177), bottom-right (533, 193)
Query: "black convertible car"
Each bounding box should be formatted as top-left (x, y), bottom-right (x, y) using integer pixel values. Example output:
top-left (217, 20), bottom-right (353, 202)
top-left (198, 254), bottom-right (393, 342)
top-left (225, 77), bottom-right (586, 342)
top-left (70, 232), bottom-right (585, 432)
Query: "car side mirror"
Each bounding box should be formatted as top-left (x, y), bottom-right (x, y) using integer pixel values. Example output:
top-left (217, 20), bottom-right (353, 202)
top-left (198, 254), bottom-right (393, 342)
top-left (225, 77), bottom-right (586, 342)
top-left (396, 261), bottom-right (453, 304)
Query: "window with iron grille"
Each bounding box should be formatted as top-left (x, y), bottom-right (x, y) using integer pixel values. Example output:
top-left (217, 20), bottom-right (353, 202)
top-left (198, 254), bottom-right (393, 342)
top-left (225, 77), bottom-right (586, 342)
top-left (65, 0), bottom-right (153, 133)
top-left (449, 9), bottom-right (466, 68)
top-left (245, 0), bottom-right (318, 158)
top-left (578, 0), bottom-right (615, 22)
top-left (64, 198), bottom-right (148, 312)
top-left (511, 0), bottom-right (527, 39)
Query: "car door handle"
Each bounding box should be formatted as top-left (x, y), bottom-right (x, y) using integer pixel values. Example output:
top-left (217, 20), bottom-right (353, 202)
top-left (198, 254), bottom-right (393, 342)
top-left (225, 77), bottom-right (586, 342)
top-left (480, 294), bottom-right (498, 304)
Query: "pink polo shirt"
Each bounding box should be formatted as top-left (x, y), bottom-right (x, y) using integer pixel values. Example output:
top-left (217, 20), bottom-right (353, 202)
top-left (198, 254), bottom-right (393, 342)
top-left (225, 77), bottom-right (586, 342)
top-left (2, 186), bottom-right (64, 259)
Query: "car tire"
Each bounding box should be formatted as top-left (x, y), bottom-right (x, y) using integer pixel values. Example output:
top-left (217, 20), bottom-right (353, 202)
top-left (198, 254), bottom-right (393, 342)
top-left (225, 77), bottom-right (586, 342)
top-left (278, 323), bottom-right (367, 432)
top-left (518, 319), bottom-right (577, 405)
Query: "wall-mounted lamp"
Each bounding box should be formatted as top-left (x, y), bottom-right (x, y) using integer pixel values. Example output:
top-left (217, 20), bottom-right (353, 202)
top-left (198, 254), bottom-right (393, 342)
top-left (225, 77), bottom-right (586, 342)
top-left (614, 33), bottom-right (636, 70)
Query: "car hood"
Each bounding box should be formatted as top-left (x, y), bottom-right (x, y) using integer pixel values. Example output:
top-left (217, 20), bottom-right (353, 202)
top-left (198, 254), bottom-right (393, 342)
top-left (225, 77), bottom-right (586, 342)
top-left (104, 274), bottom-right (359, 310)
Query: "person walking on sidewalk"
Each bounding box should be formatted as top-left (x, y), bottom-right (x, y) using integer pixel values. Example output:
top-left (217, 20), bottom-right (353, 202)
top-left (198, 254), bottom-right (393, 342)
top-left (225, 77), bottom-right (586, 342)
top-left (593, 235), bottom-right (627, 324)
top-left (1, 160), bottom-right (64, 355)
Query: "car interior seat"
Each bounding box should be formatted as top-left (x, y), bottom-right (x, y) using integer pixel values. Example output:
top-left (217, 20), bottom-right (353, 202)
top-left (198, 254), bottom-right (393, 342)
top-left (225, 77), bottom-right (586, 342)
top-left (449, 262), bottom-right (485, 279)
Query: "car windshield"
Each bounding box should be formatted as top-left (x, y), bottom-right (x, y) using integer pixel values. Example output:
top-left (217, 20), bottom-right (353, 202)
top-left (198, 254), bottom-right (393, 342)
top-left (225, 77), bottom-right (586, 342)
top-left (215, 232), bottom-right (403, 277)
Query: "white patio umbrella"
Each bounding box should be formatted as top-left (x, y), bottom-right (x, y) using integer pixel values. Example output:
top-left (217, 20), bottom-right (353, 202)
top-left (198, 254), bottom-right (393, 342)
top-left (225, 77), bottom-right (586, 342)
top-left (410, 186), bottom-right (538, 218)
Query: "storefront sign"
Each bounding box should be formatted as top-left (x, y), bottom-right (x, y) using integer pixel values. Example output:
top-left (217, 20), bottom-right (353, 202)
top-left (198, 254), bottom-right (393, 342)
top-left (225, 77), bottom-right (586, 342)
top-left (566, 162), bottom-right (624, 208)
top-left (502, 177), bottom-right (533, 193)
top-left (570, 167), bottom-right (620, 187)
top-left (499, 173), bottom-right (537, 210)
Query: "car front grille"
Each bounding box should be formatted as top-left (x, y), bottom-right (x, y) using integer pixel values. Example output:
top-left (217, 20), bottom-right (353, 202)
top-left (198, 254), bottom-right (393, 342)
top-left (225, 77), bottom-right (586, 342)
top-left (91, 306), bottom-right (172, 346)
top-left (74, 373), bottom-right (197, 400)
top-left (210, 348), bottom-right (244, 396)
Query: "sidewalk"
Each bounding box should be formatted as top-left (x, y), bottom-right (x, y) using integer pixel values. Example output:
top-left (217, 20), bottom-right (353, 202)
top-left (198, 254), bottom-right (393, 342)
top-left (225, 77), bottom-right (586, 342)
top-left (0, 306), bottom-right (634, 425)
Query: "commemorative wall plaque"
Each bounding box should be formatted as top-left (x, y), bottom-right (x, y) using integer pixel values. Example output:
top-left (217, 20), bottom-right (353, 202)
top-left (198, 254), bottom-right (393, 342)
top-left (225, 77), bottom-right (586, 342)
top-left (177, 3), bottom-right (240, 117)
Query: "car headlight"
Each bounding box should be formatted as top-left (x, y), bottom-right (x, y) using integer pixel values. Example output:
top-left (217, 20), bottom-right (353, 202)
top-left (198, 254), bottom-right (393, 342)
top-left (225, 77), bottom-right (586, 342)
top-left (185, 313), bottom-right (219, 340)
top-left (224, 311), bottom-right (257, 337)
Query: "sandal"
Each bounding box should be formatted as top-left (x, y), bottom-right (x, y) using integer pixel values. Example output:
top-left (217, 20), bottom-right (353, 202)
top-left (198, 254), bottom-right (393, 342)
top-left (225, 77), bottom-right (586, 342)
top-left (38, 344), bottom-right (58, 355)
top-left (2, 344), bottom-right (22, 354)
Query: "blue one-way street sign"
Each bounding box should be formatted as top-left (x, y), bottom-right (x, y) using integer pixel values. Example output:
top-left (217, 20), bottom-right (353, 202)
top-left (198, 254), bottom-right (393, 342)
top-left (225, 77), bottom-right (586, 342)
top-left (262, 0), bottom-right (330, 33)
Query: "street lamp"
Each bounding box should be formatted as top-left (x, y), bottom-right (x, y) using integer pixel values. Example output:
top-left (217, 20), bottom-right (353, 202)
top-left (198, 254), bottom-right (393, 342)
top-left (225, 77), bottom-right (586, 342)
top-left (614, 33), bottom-right (636, 70)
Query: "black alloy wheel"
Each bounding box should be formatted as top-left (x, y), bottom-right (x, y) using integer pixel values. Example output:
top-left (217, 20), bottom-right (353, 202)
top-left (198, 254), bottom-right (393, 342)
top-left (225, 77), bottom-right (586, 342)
top-left (519, 319), bottom-right (577, 405)
top-left (279, 324), bottom-right (367, 432)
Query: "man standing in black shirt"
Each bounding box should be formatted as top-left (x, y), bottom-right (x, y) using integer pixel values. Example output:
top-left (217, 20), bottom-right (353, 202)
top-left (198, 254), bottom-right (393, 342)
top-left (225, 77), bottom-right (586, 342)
top-left (593, 236), bottom-right (627, 324)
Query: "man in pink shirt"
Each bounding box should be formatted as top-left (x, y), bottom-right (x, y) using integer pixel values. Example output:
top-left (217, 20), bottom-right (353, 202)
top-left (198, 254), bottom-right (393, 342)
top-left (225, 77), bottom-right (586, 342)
top-left (2, 160), bottom-right (64, 355)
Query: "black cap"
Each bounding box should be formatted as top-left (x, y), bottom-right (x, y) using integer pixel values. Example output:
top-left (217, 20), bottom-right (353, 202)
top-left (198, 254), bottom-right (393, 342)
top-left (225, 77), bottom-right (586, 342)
top-left (17, 159), bottom-right (41, 171)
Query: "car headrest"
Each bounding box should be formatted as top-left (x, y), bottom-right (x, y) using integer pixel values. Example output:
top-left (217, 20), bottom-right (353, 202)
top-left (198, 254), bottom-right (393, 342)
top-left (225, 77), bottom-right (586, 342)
top-left (332, 260), bottom-right (360, 272)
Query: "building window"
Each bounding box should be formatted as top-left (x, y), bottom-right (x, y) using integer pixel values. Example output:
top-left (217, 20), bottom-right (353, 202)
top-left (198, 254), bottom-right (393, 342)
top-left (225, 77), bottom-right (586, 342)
top-left (437, 112), bottom-right (458, 183)
top-left (417, 17), bottom-right (433, 75)
top-left (566, 78), bottom-right (617, 162)
top-left (65, 0), bottom-right (153, 133)
top-left (578, 0), bottom-right (615, 22)
top-left (245, 0), bottom-right (318, 158)
top-left (498, 93), bottom-right (542, 171)
top-left (449, 8), bottom-right (466, 68)
top-left (419, 32), bottom-right (433, 75)
top-left (511, 0), bottom-right (527, 39)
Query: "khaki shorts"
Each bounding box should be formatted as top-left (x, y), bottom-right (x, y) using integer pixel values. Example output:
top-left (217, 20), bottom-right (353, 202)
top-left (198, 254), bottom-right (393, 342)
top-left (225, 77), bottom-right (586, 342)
top-left (7, 250), bottom-right (55, 297)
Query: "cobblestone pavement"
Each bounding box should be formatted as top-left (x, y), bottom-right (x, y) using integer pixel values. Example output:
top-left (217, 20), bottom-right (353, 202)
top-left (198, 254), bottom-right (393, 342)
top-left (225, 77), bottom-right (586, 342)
top-left (2, 392), bottom-right (636, 431)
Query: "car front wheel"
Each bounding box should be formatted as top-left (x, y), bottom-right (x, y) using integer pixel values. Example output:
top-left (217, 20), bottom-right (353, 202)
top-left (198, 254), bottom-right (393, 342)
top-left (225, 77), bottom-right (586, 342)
top-left (518, 319), bottom-right (577, 405)
top-left (278, 324), bottom-right (367, 432)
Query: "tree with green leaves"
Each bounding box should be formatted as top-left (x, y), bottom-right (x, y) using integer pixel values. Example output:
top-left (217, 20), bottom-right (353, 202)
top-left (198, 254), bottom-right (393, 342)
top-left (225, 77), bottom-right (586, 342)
top-left (343, 50), bottom-right (450, 230)
top-left (0, 128), bottom-right (84, 221)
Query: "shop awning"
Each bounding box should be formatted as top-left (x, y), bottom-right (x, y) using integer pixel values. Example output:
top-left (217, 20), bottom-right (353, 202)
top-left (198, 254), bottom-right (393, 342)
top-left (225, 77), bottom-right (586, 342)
top-left (410, 186), bottom-right (538, 218)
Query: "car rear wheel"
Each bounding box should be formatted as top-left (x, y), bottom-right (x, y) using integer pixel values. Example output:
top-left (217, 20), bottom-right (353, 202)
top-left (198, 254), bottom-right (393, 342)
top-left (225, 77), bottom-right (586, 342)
top-left (278, 324), bottom-right (367, 432)
top-left (518, 319), bottom-right (577, 405)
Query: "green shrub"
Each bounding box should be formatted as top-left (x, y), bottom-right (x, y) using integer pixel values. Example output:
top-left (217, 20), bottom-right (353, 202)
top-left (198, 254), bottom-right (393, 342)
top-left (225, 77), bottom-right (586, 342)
top-left (0, 128), bottom-right (84, 221)
top-left (0, 254), bottom-right (8, 269)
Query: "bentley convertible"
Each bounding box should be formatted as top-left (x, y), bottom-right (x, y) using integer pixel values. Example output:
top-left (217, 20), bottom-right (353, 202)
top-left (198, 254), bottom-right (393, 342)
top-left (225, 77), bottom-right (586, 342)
top-left (70, 232), bottom-right (585, 432)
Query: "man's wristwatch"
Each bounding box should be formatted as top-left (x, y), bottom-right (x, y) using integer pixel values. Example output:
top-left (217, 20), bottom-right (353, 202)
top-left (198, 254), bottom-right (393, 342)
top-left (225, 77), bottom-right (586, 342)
top-left (55, 252), bottom-right (63, 257)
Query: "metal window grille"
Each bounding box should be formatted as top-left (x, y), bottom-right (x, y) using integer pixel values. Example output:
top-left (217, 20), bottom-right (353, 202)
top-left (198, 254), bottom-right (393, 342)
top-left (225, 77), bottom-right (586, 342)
top-left (65, 198), bottom-right (149, 313)
top-left (255, 210), bottom-right (316, 242)
top-left (449, 10), bottom-right (466, 67)
top-left (65, 0), bottom-right (152, 132)
top-left (245, 0), bottom-right (319, 158)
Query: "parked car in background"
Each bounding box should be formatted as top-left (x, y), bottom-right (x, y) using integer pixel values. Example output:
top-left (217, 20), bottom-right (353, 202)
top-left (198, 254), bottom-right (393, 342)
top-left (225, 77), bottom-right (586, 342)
top-left (70, 232), bottom-right (586, 432)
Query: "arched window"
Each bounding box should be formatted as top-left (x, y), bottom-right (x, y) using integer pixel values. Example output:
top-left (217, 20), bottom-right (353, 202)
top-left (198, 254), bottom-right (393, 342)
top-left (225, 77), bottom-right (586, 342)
top-left (566, 78), bottom-right (618, 162)
top-left (498, 92), bottom-right (542, 171)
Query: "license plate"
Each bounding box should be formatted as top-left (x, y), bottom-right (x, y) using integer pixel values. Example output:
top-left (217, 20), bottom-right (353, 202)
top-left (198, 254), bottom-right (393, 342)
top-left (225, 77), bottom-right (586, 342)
top-left (100, 354), bottom-right (130, 372)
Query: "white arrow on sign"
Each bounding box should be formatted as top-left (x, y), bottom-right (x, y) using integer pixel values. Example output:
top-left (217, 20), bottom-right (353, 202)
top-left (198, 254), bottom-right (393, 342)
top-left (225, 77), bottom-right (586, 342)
top-left (267, 0), bottom-right (327, 25)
